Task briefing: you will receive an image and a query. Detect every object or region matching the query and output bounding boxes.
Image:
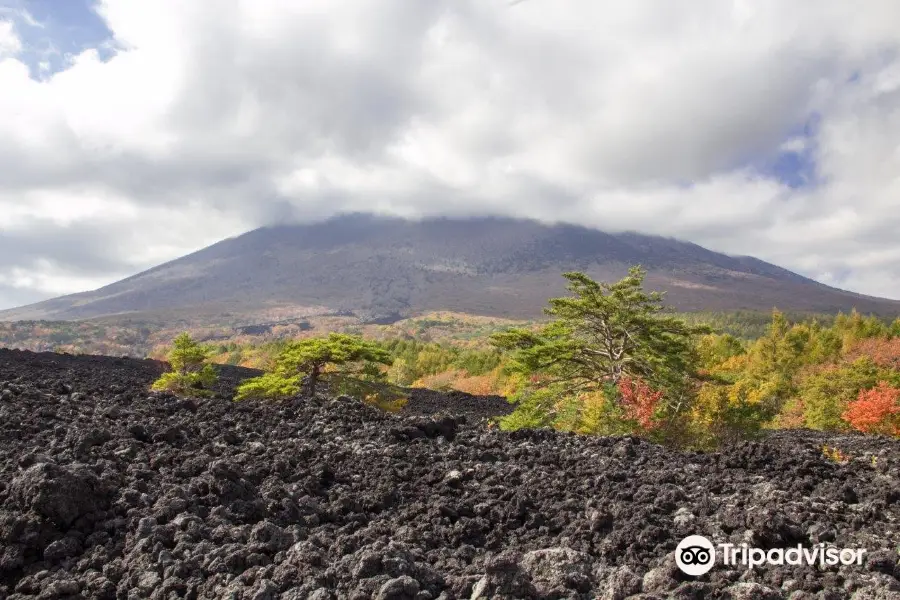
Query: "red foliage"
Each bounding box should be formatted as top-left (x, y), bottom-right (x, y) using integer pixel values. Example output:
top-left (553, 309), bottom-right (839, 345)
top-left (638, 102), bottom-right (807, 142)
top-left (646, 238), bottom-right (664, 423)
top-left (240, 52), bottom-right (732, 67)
top-left (618, 376), bottom-right (664, 431)
top-left (842, 381), bottom-right (900, 436)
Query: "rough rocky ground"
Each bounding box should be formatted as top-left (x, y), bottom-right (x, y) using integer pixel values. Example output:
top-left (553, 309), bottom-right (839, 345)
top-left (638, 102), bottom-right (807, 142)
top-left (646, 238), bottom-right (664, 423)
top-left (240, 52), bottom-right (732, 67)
top-left (399, 389), bottom-right (514, 421)
top-left (0, 348), bottom-right (898, 600)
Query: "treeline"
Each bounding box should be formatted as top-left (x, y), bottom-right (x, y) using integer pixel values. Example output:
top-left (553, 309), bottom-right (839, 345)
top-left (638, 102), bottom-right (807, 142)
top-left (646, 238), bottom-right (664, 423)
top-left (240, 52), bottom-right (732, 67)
top-left (149, 268), bottom-right (899, 447)
top-left (201, 337), bottom-right (509, 394)
top-left (487, 268), bottom-right (899, 446)
top-left (689, 309), bottom-right (900, 444)
top-left (677, 310), bottom-right (851, 340)
top-left (0, 321), bottom-right (151, 356)
top-left (5, 308), bottom-right (872, 358)
top-left (697, 312), bottom-right (900, 434)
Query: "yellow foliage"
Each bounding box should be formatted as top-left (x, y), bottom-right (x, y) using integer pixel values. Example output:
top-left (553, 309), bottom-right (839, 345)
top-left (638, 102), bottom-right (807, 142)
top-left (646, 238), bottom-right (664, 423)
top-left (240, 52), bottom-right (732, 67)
top-left (689, 378), bottom-right (774, 445)
top-left (576, 390), bottom-right (608, 435)
top-left (241, 352), bottom-right (273, 370)
top-left (497, 371), bottom-right (528, 397)
top-left (717, 353), bottom-right (750, 373)
top-left (726, 377), bottom-right (778, 406)
top-left (690, 383), bottom-right (730, 429)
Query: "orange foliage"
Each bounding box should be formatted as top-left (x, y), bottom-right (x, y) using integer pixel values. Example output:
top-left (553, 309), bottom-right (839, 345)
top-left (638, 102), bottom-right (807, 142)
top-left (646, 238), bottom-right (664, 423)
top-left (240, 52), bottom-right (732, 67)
top-left (617, 376), bottom-right (663, 431)
top-left (842, 381), bottom-right (900, 436)
top-left (453, 374), bottom-right (498, 396)
top-left (845, 338), bottom-right (900, 370)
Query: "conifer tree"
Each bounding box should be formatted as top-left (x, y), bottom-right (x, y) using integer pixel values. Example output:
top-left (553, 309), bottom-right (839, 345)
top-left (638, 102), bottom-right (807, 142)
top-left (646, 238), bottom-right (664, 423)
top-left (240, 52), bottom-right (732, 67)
top-left (491, 267), bottom-right (708, 432)
top-left (151, 332), bottom-right (218, 397)
top-left (235, 333), bottom-right (392, 400)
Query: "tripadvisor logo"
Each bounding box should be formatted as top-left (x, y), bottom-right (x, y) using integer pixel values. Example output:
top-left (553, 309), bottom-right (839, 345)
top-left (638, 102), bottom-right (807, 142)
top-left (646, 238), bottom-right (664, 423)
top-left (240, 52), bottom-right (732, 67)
top-left (676, 535), bottom-right (716, 575)
top-left (675, 535), bottom-right (867, 576)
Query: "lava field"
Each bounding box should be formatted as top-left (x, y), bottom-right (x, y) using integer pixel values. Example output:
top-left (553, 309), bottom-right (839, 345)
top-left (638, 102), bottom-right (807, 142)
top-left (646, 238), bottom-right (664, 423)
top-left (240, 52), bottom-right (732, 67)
top-left (0, 348), bottom-right (898, 600)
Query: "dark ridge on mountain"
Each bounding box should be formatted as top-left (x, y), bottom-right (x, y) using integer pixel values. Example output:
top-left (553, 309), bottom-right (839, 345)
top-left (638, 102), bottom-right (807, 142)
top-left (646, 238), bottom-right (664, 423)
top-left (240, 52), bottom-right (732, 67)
top-left (2, 213), bottom-right (899, 323)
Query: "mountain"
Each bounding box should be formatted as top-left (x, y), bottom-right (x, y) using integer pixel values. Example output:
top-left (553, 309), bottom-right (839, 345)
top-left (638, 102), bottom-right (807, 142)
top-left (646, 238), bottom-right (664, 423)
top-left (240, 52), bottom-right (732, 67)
top-left (2, 213), bottom-right (899, 323)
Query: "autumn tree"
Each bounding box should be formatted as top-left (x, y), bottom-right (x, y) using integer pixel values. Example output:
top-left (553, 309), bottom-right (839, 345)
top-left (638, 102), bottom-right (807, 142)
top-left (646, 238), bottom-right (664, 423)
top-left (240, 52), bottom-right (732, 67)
top-left (844, 337), bottom-right (900, 371)
top-left (386, 357), bottom-right (419, 386)
top-left (151, 332), bottom-right (218, 397)
top-left (491, 267), bottom-right (708, 436)
top-left (235, 333), bottom-right (393, 400)
top-left (890, 318), bottom-right (900, 338)
top-left (743, 311), bottom-right (799, 387)
top-left (796, 357), bottom-right (883, 430)
top-left (842, 381), bottom-right (900, 436)
top-left (689, 380), bottom-right (771, 445)
top-left (730, 311), bottom-right (835, 424)
top-left (695, 333), bottom-right (745, 374)
top-left (833, 309), bottom-right (889, 351)
top-left (617, 375), bottom-right (664, 430)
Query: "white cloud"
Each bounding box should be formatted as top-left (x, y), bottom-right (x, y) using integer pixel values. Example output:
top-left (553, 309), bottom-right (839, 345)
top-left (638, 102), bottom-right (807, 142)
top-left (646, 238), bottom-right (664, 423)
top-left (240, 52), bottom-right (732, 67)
top-left (0, 18), bottom-right (20, 57)
top-left (1, 0), bottom-right (900, 309)
top-left (0, 260), bottom-right (113, 296)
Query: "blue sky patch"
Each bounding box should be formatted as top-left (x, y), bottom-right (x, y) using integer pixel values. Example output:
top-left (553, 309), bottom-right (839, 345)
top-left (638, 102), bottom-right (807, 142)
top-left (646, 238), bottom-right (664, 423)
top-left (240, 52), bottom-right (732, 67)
top-left (755, 112), bottom-right (821, 190)
top-left (0, 0), bottom-right (114, 79)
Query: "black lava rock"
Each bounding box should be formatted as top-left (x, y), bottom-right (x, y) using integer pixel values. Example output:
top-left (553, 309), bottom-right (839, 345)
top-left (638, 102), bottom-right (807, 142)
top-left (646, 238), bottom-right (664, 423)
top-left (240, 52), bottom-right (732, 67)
top-left (0, 348), bottom-right (897, 599)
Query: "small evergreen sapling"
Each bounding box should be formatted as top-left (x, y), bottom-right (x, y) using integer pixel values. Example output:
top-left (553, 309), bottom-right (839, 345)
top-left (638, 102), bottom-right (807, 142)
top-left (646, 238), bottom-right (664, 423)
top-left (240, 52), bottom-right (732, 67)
top-left (151, 332), bottom-right (218, 397)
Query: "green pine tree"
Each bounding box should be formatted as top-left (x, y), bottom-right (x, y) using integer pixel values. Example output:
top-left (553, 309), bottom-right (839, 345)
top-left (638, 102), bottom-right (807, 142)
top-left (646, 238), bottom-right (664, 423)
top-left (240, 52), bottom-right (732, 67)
top-left (235, 333), bottom-right (394, 400)
top-left (151, 332), bottom-right (218, 397)
top-left (491, 266), bottom-right (709, 432)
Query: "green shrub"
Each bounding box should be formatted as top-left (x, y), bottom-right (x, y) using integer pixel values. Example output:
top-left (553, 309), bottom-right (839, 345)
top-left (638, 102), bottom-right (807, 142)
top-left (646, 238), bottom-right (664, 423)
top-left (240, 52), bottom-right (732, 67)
top-left (151, 333), bottom-right (218, 397)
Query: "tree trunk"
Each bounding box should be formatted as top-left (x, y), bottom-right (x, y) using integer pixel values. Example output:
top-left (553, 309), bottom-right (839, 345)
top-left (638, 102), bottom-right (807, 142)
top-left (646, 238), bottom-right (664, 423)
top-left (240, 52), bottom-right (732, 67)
top-left (308, 364), bottom-right (320, 396)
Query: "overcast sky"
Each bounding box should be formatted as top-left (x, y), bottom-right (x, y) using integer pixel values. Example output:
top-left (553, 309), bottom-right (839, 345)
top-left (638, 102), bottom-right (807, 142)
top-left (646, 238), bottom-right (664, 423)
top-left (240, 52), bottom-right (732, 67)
top-left (1, 0), bottom-right (899, 310)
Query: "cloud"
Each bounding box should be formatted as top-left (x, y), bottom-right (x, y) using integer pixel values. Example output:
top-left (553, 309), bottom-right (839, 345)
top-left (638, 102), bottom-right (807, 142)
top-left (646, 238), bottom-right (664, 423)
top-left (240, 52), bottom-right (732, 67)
top-left (0, 17), bottom-right (20, 57)
top-left (1, 0), bottom-right (900, 309)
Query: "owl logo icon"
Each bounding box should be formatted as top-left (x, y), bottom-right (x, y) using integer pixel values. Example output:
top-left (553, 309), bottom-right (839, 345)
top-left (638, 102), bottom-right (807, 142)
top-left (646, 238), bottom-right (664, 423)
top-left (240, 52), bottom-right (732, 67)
top-left (676, 535), bottom-right (716, 576)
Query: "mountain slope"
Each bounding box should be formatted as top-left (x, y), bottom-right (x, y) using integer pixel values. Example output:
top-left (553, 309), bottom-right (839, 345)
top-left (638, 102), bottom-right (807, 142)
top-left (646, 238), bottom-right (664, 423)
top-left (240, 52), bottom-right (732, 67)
top-left (2, 213), bottom-right (899, 322)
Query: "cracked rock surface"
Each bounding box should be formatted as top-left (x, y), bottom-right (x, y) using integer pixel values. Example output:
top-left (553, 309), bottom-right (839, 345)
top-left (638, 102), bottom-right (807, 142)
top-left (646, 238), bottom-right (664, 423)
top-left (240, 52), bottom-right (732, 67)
top-left (0, 348), bottom-right (898, 599)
